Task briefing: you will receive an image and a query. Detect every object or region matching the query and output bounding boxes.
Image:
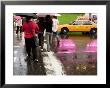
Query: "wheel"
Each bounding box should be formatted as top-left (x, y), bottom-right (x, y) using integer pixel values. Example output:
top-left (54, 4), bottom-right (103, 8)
top-left (61, 27), bottom-right (69, 34)
top-left (90, 28), bottom-right (97, 39)
top-left (82, 32), bottom-right (86, 35)
top-left (90, 28), bottom-right (97, 36)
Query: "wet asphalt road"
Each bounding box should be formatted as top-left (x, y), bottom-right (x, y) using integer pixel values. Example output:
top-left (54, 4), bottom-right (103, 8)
top-left (13, 31), bottom-right (97, 75)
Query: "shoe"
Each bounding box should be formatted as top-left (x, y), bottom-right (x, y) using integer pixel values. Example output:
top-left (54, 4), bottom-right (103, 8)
top-left (25, 56), bottom-right (30, 61)
top-left (41, 49), bottom-right (44, 52)
top-left (33, 59), bottom-right (39, 62)
top-left (47, 49), bottom-right (50, 52)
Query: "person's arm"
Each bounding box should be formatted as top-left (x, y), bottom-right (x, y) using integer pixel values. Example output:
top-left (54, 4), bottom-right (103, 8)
top-left (35, 23), bottom-right (39, 34)
top-left (21, 24), bottom-right (25, 32)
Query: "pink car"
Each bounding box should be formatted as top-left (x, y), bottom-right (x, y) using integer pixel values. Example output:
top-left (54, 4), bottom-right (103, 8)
top-left (82, 39), bottom-right (97, 62)
top-left (84, 40), bottom-right (97, 53)
top-left (56, 39), bottom-right (77, 60)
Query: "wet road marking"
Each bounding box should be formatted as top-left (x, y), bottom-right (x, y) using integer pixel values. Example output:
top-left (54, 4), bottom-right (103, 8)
top-left (42, 43), bottom-right (65, 75)
top-left (14, 51), bottom-right (18, 54)
top-left (14, 57), bottom-right (17, 62)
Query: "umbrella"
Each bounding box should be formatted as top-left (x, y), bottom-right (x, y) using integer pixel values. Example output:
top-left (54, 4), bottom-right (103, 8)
top-left (51, 13), bottom-right (61, 16)
top-left (14, 13), bottom-right (37, 18)
top-left (14, 16), bottom-right (21, 19)
top-left (36, 13), bottom-right (61, 17)
top-left (36, 13), bottom-right (51, 17)
top-left (13, 16), bottom-right (22, 22)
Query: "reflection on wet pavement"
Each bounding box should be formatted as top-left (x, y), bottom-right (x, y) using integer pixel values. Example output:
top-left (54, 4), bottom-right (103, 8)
top-left (27, 59), bottom-right (46, 75)
top-left (55, 35), bottom-right (97, 75)
top-left (14, 31), bottom-right (97, 75)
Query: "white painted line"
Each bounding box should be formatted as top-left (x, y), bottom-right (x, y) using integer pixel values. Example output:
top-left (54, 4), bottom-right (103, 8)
top-left (47, 52), bottom-right (65, 75)
top-left (42, 43), bottom-right (65, 75)
top-left (14, 57), bottom-right (17, 62)
top-left (14, 51), bottom-right (18, 54)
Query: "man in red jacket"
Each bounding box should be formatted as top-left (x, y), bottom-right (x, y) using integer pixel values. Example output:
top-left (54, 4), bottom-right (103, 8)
top-left (22, 16), bottom-right (39, 61)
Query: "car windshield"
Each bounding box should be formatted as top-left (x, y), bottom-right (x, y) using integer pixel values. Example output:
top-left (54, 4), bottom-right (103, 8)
top-left (83, 21), bottom-right (92, 25)
top-left (73, 21), bottom-right (82, 25)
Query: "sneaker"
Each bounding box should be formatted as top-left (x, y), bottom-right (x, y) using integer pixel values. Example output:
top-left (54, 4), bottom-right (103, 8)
top-left (41, 49), bottom-right (44, 52)
top-left (33, 59), bottom-right (39, 62)
top-left (47, 49), bottom-right (50, 52)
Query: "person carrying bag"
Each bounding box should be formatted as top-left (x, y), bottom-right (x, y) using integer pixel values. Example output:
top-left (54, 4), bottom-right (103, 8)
top-left (21, 16), bottom-right (39, 61)
top-left (28, 22), bottom-right (39, 47)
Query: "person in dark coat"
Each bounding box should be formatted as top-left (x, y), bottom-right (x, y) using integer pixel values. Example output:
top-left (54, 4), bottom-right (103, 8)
top-left (37, 17), bottom-right (45, 51)
top-left (45, 15), bottom-right (53, 52)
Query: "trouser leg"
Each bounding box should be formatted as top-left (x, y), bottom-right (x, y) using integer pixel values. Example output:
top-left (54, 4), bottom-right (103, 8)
top-left (16, 26), bottom-right (20, 38)
top-left (31, 38), bottom-right (37, 61)
top-left (46, 32), bottom-right (51, 51)
top-left (16, 26), bottom-right (19, 34)
top-left (26, 45), bottom-right (31, 57)
top-left (52, 32), bottom-right (58, 52)
top-left (49, 33), bottom-right (52, 45)
top-left (39, 33), bottom-right (44, 49)
top-left (25, 38), bottom-right (31, 56)
top-left (41, 35), bottom-right (44, 49)
top-left (20, 26), bottom-right (22, 38)
top-left (52, 32), bottom-right (56, 44)
top-left (38, 33), bottom-right (41, 46)
top-left (20, 26), bottom-right (22, 33)
top-left (32, 47), bottom-right (37, 60)
top-left (49, 33), bottom-right (53, 51)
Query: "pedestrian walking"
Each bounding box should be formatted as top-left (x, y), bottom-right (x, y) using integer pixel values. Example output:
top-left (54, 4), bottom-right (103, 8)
top-left (52, 16), bottom-right (59, 37)
top-left (21, 16), bottom-right (39, 61)
top-left (16, 18), bottom-right (22, 38)
top-left (45, 15), bottom-right (53, 52)
top-left (51, 16), bottom-right (59, 52)
top-left (37, 17), bottom-right (45, 51)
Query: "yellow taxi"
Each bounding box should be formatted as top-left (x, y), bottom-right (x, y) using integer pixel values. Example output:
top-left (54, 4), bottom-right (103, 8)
top-left (58, 20), bottom-right (97, 35)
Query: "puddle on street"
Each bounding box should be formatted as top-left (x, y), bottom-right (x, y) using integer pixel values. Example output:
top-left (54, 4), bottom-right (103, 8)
top-left (55, 35), bottom-right (97, 75)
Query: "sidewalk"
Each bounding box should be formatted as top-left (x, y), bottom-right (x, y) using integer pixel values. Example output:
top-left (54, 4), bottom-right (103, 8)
top-left (13, 31), bottom-right (46, 75)
top-left (13, 31), bottom-right (65, 75)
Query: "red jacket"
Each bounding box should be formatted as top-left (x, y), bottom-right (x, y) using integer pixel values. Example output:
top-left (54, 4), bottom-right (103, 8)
top-left (22, 20), bottom-right (39, 38)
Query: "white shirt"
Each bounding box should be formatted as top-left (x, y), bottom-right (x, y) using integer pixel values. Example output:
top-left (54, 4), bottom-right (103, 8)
top-left (16, 19), bottom-right (22, 26)
top-left (52, 18), bottom-right (59, 32)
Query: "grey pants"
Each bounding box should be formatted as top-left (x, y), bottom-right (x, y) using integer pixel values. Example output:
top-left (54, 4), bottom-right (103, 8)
top-left (46, 32), bottom-right (52, 51)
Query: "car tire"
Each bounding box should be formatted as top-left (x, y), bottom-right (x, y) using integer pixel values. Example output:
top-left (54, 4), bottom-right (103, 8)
top-left (90, 28), bottom-right (97, 36)
top-left (61, 27), bottom-right (69, 34)
top-left (90, 33), bottom-right (97, 39)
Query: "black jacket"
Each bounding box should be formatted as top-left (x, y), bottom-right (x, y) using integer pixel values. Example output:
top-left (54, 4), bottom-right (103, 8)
top-left (45, 19), bottom-right (53, 33)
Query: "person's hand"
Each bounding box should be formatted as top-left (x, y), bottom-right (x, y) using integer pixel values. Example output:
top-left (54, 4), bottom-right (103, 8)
top-left (35, 34), bottom-right (38, 37)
